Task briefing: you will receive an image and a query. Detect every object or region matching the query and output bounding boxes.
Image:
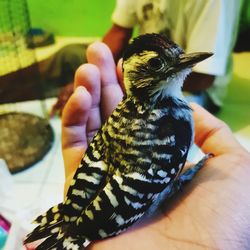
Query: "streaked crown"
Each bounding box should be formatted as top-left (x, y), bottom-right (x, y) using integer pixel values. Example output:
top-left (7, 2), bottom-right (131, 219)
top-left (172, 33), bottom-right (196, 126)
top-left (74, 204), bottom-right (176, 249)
top-left (123, 33), bottom-right (183, 61)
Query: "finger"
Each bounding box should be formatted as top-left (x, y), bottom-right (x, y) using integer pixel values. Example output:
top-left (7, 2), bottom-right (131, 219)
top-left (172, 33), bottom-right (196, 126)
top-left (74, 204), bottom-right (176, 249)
top-left (62, 86), bottom-right (92, 177)
top-left (117, 58), bottom-right (125, 92)
top-left (87, 41), bottom-right (123, 120)
top-left (191, 103), bottom-right (243, 155)
top-left (50, 83), bottom-right (74, 117)
top-left (50, 102), bottom-right (59, 117)
top-left (74, 64), bottom-right (101, 141)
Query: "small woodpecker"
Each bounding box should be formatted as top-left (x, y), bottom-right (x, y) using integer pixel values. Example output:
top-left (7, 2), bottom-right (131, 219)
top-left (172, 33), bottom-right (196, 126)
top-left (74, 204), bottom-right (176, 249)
top-left (24, 33), bottom-right (212, 249)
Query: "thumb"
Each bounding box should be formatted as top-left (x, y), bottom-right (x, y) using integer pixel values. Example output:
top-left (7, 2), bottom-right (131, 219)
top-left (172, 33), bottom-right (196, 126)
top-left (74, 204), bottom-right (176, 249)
top-left (191, 103), bottom-right (244, 156)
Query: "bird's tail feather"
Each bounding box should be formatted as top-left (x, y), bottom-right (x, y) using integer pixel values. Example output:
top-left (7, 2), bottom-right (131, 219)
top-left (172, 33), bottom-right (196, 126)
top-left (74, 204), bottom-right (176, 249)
top-left (24, 203), bottom-right (91, 249)
top-left (24, 202), bottom-right (64, 244)
top-left (25, 226), bottom-right (90, 250)
top-left (35, 235), bottom-right (63, 250)
top-left (24, 220), bottom-right (62, 244)
top-left (38, 237), bottom-right (90, 250)
top-left (34, 203), bottom-right (64, 226)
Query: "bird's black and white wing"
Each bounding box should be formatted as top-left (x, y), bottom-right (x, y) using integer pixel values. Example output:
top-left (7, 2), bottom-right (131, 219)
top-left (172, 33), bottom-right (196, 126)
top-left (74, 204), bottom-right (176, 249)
top-left (24, 100), bottom-right (127, 246)
top-left (65, 99), bottom-right (194, 241)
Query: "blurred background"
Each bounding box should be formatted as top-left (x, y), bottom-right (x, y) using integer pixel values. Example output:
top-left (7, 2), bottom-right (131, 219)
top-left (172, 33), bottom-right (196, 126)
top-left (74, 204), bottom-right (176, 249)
top-left (28, 0), bottom-right (115, 37)
top-left (0, 0), bottom-right (249, 249)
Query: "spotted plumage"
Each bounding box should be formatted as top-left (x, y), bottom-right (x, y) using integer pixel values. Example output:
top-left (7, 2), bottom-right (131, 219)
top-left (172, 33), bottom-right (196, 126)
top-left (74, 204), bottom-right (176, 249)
top-left (24, 33), bottom-right (212, 249)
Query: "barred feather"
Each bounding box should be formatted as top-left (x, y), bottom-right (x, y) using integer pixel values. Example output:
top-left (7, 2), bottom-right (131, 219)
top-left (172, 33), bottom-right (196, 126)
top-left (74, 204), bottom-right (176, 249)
top-left (24, 33), bottom-right (211, 249)
top-left (34, 203), bottom-right (64, 226)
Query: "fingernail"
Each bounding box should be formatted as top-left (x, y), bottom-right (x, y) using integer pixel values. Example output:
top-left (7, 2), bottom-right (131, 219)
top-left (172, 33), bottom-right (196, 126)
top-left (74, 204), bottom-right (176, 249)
top-left (75, 86), bottom-right (87, 94)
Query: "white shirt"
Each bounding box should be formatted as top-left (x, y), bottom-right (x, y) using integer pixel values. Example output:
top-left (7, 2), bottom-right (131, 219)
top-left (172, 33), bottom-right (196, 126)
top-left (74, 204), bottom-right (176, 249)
top-left (112, 0), bottom-right (242, 106)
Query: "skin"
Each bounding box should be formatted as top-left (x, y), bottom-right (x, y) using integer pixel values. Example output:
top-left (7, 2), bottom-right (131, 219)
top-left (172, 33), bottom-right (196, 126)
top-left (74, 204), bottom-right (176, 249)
top-left (61, 42), bottom-right (250, 250)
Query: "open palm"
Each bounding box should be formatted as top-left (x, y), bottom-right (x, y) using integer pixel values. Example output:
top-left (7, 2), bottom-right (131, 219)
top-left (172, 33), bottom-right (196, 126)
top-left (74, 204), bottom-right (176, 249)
top-left (62, 42), bottom-right (250, 250)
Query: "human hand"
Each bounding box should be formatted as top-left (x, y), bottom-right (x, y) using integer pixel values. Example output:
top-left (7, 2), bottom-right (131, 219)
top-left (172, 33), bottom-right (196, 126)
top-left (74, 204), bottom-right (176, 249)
top-left (62, 42), bottom-right (123, 196)
top-left (50, 83), bottom-right (74, 117)
top-left (62, 42), bottom-right (250, 249)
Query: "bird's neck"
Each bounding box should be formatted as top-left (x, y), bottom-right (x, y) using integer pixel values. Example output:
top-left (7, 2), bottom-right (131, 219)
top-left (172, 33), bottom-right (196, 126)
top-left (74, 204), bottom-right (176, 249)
top-left (130, 92), bottom-right (189, 112)
top-left (149, 68), bottom-right (191, 103)
top-left (126, 68), bottom-right (191, 106)
top-left (129, 80), bottom-right (186, 108)
top-left (148, 78), bottom-right (184, 104)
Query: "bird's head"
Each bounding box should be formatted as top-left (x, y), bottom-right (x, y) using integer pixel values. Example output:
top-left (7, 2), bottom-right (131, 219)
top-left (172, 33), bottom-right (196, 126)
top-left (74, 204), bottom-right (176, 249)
top-left (122, 33), bottom-right (212, 102)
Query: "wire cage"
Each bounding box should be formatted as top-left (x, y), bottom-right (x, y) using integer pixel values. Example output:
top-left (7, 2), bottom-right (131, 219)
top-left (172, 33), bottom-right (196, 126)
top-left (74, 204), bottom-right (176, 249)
top-left (0, 0), bottom-right (54, 174)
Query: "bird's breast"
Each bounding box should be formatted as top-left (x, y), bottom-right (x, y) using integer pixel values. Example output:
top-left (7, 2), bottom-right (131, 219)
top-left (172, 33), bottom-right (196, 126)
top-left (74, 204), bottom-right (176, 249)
top-left (101, 98), bottom-right (193, 179)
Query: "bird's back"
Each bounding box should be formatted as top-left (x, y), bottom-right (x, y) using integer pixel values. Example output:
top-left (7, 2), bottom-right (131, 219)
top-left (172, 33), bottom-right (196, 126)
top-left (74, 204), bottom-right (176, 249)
top-left (63, 96), bottom-right (194, 241)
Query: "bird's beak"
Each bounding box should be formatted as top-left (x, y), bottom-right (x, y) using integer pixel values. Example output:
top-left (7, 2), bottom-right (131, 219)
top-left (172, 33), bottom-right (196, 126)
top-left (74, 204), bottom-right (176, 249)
top-left (175, 52), bottom-right (213, 70)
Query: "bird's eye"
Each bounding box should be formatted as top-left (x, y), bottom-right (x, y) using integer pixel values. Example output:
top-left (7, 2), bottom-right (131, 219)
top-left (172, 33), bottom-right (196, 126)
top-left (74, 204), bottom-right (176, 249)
top-left (148, 58), bottom-right (164, 71)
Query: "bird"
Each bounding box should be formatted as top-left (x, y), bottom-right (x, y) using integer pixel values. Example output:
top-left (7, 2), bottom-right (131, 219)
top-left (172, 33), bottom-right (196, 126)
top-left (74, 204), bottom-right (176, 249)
top-left (24, 33), bottom-right (212, 249)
